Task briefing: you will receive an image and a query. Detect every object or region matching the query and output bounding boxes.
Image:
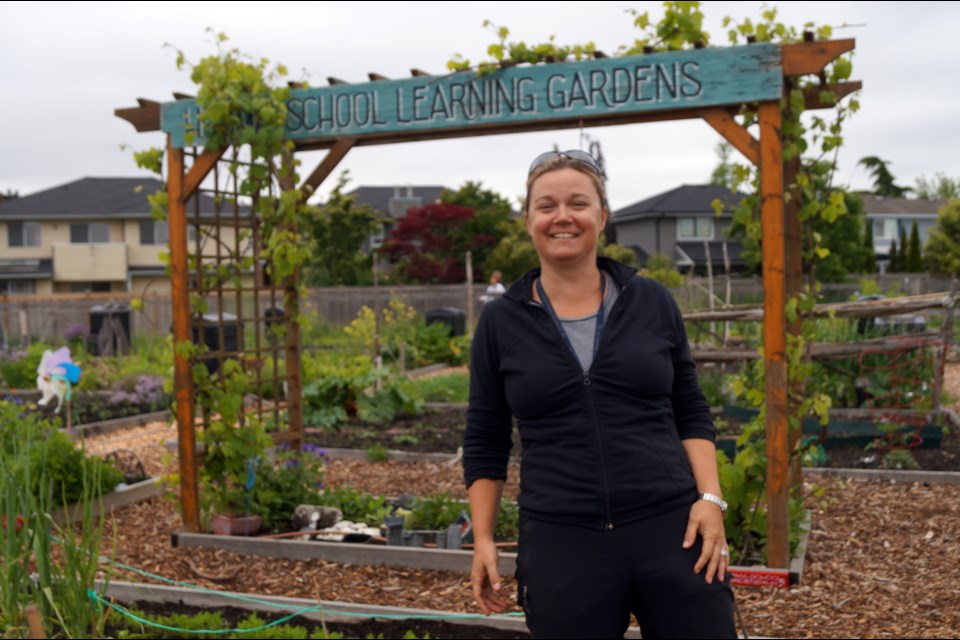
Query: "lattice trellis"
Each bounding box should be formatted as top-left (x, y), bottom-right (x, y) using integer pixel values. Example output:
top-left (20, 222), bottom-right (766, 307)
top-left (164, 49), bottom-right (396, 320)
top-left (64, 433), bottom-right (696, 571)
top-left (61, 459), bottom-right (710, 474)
top-left (181, 145), bottom-right (300, 444)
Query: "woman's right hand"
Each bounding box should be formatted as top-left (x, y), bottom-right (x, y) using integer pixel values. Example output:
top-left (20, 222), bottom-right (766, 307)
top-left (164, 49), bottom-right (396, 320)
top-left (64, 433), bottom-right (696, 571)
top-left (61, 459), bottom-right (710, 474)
top-left (471, 538), bottom-right (509, 615)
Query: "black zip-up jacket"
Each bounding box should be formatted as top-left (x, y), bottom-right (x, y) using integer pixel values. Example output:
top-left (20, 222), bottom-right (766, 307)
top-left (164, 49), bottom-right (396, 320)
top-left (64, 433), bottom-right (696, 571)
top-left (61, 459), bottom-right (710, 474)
top-left (464, 257), bottom-right (715, 530)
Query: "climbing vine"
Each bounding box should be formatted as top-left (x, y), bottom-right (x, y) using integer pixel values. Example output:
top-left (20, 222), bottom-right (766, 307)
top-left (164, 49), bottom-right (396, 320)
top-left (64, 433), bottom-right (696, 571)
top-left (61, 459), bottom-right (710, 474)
top-left (448, 1), bottom-right (860, 562)
top-left (132, 30), bottom-right (312, 441)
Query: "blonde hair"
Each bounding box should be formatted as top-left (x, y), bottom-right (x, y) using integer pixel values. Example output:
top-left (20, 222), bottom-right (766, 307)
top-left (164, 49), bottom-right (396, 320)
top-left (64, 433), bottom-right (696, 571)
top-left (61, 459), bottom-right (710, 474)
top-left (524, 155), bottom-right (609, 214)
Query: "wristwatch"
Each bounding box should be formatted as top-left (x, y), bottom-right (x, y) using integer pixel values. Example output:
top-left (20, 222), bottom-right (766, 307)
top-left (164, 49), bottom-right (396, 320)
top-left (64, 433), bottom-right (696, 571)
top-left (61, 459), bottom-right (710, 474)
top-left (698, 492), bottom-right (728, 513)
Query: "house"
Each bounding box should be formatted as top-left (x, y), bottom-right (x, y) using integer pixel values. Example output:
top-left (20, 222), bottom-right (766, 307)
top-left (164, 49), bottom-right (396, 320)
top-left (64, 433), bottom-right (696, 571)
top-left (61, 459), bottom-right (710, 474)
top-left (344, 185), bottom-right (447, 251)
top-left (0, 177), bottom-right (248, 295)
top-left (859, 193), bottom-right (948, 272)
top-left (611, 184), bottom-right (746, 273)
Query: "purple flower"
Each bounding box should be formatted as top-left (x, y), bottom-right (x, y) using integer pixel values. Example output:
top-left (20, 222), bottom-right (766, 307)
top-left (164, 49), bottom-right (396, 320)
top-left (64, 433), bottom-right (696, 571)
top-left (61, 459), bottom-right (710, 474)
top-left (64, 324), bottom-right (89, 342)
top-left (302, 443), bottom-right (327, 459)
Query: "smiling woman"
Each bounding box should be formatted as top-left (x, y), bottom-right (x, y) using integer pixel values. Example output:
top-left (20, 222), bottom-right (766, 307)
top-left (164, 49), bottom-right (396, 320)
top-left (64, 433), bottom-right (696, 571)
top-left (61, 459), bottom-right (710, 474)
top-left (464, 149), bottom-right (736, 639)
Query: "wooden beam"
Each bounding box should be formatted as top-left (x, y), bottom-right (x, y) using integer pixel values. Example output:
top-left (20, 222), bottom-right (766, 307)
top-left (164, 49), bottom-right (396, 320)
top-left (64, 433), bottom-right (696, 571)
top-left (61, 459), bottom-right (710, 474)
top-left (802, 81), bottom-right (862, 110)
top-left (368, 73), bottom-right (389, 81)
top-left (183, 148), bottom-right (227, 199)
top-left (114, 99), bottom-right (160, 132)
top-left (758, 100), bottom-right (790, 569)
top-left (173, 92), bottom-right (195, 100)
top-left (684, 292), bottom-right (955, 322)
top-left (167, 136), bottom-right (200, 534)
top-left (783, 149), bottom-right (804, 495)
top-left (693, 332), bottom-right (947, 362)
top-left (327, 77), bottom-right (349, 85)
top-left (702, 108), bottom-right (760, 167)
top-left (299, 138), bottom-right (357, 200)
top-left (781, 39), bottom-right (855, 76)
top-left (410, 68), bottom-right (431, 77)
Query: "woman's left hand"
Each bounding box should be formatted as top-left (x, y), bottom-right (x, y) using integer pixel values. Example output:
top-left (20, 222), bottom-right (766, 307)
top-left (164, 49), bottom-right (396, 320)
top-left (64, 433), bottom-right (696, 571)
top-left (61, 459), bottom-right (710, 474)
top-left (682, 500), bottom-right (729, 584)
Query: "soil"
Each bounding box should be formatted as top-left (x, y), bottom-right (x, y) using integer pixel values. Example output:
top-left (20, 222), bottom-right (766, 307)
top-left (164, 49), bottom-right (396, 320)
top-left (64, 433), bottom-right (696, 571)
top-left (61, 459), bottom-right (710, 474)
top-left (307, 404), bottom-right (960, 472)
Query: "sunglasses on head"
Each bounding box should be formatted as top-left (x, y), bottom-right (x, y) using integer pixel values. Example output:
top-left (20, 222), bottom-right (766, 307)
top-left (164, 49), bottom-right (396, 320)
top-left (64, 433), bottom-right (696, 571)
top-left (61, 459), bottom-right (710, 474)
top-left (528, 150), bottom-right (603, 176)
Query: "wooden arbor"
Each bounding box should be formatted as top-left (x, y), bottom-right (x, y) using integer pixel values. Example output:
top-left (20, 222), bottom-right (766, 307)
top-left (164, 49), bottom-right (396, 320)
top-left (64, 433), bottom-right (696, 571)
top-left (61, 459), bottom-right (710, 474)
top-left (118, 38), bottom-right (858, 567)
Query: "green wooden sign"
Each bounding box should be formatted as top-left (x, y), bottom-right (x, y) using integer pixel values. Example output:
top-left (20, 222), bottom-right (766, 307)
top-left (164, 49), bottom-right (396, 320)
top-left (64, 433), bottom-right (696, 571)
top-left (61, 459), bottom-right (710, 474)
top-left (162, 43), bottom-right (782, 148)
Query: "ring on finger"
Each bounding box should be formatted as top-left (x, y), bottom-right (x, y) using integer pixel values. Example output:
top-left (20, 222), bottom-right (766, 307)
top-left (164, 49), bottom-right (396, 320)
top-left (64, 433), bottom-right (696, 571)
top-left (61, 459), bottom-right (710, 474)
top-left (719, 549), bottom-right (729, 558)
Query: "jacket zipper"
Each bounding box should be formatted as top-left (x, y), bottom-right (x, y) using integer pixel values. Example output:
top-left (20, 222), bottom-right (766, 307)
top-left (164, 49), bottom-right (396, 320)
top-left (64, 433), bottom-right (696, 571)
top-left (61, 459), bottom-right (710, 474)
top-left (530, 274), bottom-right (629, 532)
top-left (583, 372), bottom-right (614, 530)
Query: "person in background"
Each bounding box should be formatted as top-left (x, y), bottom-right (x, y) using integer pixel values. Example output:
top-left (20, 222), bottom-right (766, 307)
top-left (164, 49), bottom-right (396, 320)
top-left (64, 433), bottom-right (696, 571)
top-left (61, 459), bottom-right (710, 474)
top-left (464, 150), bottom-right (736, 639)
top-left (480, 270), bottom-right (507, 305)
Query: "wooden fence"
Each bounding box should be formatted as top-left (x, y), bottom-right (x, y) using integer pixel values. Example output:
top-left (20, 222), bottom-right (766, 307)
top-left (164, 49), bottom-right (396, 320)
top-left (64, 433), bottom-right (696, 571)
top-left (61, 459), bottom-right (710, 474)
top-left (1, 272), bottom-right (954, 345)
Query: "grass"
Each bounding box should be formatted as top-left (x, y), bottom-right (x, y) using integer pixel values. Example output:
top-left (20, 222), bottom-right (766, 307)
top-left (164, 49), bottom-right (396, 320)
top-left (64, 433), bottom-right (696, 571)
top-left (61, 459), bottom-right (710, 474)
top-left (413, 370), bottom-right (469, 403)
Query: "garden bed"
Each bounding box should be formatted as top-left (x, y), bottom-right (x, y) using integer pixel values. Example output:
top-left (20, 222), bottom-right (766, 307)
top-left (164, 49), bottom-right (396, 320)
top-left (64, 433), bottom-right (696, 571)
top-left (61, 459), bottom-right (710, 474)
top-left (100, 475), bottom-right (960, 639)
top-left (103, 582), bottom-right (536, 639)
top-left (305, 402), bottom-right (960, 472)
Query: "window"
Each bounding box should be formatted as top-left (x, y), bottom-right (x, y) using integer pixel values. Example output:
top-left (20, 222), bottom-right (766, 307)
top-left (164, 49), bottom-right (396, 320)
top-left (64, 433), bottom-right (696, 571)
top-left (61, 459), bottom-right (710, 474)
top-left (0, 280), bottom-right (35, 294)
top-left (369, 223), bottom-right (386, 250)
top-left (70, 223), bottom-right (110, 243)
top-left (873, 219), bottom-right (897, 240)
top-left (69, 282), bottom-right (111, 293)
top-left (140, 220), bottom-right (170, 245)
top-left (8, 222), bottom-right (41, 247)
top-left (677, 217), bottom-right (714, 240)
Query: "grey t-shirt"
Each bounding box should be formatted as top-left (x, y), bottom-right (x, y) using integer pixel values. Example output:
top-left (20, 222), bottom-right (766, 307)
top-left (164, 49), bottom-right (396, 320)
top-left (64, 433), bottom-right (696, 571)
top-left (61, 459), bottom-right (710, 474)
top-left (559, 271), bottom-right (619, 372)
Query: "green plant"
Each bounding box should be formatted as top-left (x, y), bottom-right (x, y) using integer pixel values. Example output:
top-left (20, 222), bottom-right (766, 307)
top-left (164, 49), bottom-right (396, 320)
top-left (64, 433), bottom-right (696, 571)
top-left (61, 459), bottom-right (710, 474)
top-left (0, 341), bottom-right (50, 388)
top-left (494, 499), bottom-right (520, 541)
top-left (406, 493), bottom-right (466, 531)
top-left (318, 487), bottom-right (392, 524)
top-left (251, 445), bottom-right (326, 532)
top-left (880, 448), bottom-right (920, 470)
top-left (365, 444), bottom-right (388, 462)
top-left (0, 400), bottom-right (115, 639)
top-left (414, 371), bottom-right (470, 403)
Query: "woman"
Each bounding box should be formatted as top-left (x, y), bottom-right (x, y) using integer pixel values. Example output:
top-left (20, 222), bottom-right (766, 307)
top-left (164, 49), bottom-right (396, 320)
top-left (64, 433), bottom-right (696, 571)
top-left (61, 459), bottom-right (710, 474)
top-left (463, 150), bottom-right (736, 639)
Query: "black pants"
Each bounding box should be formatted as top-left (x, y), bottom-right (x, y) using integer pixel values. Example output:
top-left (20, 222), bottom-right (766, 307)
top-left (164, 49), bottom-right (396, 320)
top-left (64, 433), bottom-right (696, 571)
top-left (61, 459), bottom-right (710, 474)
top-left (515, 502), bottom-right (736, 639)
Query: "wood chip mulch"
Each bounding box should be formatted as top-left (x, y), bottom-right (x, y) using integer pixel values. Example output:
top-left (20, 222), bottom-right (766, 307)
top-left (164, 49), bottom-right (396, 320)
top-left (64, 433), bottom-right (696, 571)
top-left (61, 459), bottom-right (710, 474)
top-left (96, 468), bottom-right (960, 638)
top-left (86, 362), bottom-right (960, 638)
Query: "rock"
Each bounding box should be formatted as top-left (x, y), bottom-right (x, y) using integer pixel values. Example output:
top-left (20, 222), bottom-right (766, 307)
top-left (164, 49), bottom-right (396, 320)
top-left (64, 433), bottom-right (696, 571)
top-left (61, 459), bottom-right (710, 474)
top-left (292, 505), bottom-right (342, 530)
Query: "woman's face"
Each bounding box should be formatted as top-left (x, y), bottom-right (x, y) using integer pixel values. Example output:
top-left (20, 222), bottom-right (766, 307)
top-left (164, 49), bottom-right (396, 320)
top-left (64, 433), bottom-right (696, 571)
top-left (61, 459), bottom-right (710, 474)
top-left (526, 168), bottom-right (607, 266)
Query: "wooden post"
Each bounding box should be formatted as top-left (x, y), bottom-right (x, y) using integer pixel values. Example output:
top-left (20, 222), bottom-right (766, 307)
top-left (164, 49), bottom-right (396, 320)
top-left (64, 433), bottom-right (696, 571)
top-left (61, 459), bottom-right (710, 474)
top-left (279, 151), bottom-right (303, 450)
top-left (784, 153), bottom-right (804, 493)
top-left (722, 240), bottom-right (732, 343)
top-left (373, 251), bottom-right (383, 383)
top-left (167, 138), bottom-right (200, 533)
top-left (465, 251), bottom-right (474, 335)
top-left (705, 240), bottom-right (715, 343)
top-left (759, 100), bottom-right (790, 569)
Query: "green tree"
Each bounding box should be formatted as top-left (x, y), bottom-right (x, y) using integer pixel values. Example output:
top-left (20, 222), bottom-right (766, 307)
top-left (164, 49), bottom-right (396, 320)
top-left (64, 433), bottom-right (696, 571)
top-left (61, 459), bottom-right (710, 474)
top-left (812, 191), bottom-right (869, 282)
top-left (858, 156), bottom-right (912, 198)
top-left (301, 172), bottom-right (382, 286)
top-left (439, 181), bottom-right (513, 279)
top-left (914, 173), bottom-right (960, 200)
top-left (485, 216), bottom-right (637, 283)
top-left (924, 200), bottom-right (960, 275)
top-left (862, 217), bottom-right (876, 274)
top-left (906, 220), bottom-right (923, 272)
top-left (485, 217), bottom-right (539, 283)
top-left (888, 237), bottom-right (899, 273)
top-left (709, 142), bottom-right (737, 189)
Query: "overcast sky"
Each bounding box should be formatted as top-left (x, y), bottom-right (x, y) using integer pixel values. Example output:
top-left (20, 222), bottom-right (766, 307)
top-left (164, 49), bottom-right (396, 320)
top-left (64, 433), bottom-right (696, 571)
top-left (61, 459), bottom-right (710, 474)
top-left (3, 1), bottom-right (959, 210)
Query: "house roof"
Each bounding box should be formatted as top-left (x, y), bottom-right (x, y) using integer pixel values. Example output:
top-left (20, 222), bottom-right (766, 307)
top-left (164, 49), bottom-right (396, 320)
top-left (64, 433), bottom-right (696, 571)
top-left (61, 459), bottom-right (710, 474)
top-left (345, 185), bottom-right (448, 219)
top-left (612, 184), bottom-right (745, 222)
top-left (0, 177), bottom-right (246, 220)
top-left (857, 193), bottom-right (949, 216)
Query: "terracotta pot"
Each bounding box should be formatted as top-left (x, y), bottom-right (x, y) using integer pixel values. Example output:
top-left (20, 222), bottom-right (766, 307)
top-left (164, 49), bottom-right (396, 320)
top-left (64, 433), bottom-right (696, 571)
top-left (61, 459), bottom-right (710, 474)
top-left (211, 514), bottom-right (263, 536)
